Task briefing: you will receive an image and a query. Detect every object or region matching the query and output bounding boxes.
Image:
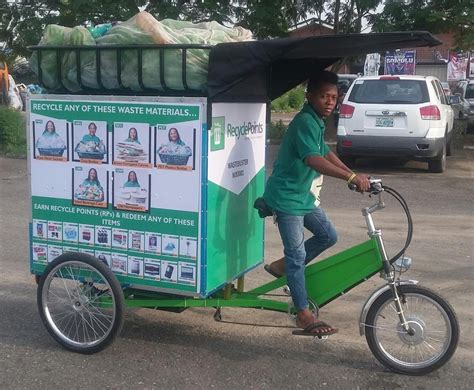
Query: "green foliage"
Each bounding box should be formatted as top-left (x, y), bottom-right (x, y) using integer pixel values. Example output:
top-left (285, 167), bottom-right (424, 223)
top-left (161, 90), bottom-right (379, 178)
top-left (267, 120), bottom-right (287, 140)
top-left (368, 0), bottom-right (474, 50)
top-left (271, 86), bottom-right (305, 112)
top-left (0, 106), bottom-right (26, 157)
top-left (0, 0), bottom-right (342, 61)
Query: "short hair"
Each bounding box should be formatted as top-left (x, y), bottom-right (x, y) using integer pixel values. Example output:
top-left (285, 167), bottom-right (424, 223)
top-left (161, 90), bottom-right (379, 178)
top-left (307, 71), bottom-right (338, 93)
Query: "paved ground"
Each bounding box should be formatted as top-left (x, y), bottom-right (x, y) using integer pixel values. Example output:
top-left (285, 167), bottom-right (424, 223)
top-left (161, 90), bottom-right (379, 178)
top-left (0, 141), bottom-right (473, 388)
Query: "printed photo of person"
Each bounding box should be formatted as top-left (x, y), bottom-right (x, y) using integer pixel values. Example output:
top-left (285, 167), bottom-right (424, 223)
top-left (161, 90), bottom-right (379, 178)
top-left (113, 168), bottom-right (150, 212)
top-left (73, 120), bottom-right (108, 163)
top-left (34, 118), bottom-right (68, 161)
top-left (113, 122), bottom-right (151, 167)
top-left (72, 166), bottom-right (108, 208)
top-left (156, 126), bottom-right (195, 170)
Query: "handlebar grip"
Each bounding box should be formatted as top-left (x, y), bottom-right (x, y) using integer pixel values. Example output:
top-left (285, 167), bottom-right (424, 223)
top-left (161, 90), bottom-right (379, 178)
top-left (348, 182), bottom-right (357, 191)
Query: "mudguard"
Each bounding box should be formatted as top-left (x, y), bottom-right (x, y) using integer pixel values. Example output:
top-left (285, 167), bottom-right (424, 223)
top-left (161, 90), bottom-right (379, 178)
top-left (359, 279), bottom-right (418, 336)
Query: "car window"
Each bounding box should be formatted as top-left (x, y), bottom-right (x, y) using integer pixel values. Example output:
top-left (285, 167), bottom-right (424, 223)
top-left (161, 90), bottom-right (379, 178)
top-left (465, 84), bottom-right (474, 99)
top-left (434, 81), bottom-right (447, 105)
top-left (348, 79), bottom-right (429, 104)
top-left (431, 81), bottom-right (440, 101)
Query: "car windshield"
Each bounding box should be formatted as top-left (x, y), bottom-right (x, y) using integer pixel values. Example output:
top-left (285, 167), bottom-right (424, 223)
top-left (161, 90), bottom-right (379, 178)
top-left (465, 84), bottom-right (474, 99)
top-left (348, 79), bottom-right (429, 104)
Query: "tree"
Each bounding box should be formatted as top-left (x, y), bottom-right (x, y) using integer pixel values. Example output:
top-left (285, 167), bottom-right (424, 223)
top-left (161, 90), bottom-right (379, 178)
top-left (368, 0), bottom-right (473, 50)
top-left (0, 0), bottom-right (147, 60)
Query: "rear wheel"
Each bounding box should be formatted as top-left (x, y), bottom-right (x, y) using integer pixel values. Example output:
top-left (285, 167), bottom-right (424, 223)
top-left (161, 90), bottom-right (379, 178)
top-left (428, 141), bottom-right (446, 173)
top-left (37, 252), bottom-right (124, 354)
top-left (365, 285), bottom-right (459, 375)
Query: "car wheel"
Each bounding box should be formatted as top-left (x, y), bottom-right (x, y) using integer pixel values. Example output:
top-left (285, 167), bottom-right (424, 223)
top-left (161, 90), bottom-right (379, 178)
top-left (428, 141), bottom-right (446, 173)
top-left (446, 138), bottom-right (452, 157)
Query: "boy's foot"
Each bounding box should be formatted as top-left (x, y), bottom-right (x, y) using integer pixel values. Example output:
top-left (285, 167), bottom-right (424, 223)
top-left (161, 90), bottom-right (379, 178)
top-left (263, 257), bottom-right (285, 278)
top-left (294, 309), bottom-right (338, 336)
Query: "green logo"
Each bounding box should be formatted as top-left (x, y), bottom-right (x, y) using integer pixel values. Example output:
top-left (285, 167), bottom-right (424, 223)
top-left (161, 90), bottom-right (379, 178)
top-left (211, 117), bottom-right (225, 151)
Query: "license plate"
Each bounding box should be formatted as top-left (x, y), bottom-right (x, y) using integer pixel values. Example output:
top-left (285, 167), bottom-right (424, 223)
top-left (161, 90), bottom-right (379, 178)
top-left (375, 117), bottom-right (394, 127)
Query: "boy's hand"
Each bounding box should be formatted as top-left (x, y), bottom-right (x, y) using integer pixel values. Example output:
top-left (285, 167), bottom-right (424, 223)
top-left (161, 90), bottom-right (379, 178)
top-left (352, 174), bottom-right (370, 193)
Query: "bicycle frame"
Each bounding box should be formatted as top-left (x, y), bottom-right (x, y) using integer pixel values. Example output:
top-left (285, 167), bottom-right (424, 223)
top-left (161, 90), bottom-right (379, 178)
top-left (121, 193), bottom-right (396, 314)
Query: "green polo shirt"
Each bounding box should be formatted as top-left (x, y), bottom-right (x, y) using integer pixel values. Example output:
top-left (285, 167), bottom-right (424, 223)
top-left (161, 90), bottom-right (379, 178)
top-left (263, 103), bottom-right (330, 215)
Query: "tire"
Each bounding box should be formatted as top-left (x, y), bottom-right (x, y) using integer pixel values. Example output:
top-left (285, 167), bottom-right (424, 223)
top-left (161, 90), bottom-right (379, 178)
top-left (428, 140), bottom-right (446, 173)
top-left (446, 138), bottom-right (452, 157)
top-left (37, 252), bottom-right (124, 354)
top-left (365, 285), bottom-right (459, 375)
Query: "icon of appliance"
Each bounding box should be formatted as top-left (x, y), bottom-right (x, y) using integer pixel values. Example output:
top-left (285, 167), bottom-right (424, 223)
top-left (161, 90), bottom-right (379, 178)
top-left (82, 230), bottom-right (91, 241)
top-left (164, 242), bottom-right (176, 252)
top-left (113, 234), bottom-right (126, 245)
top-left (164, 264), bottom-right (175, 279)
top-left (64, 228), bottom-right (77, 240)
top-left (130, 260), bottom-right (140, 275)
top-left (180, 266), bottom-right (194, 280)
top-left (36, 223), bottom-right (44, 237)
top-left (145, 264), bottom-right (160, 276)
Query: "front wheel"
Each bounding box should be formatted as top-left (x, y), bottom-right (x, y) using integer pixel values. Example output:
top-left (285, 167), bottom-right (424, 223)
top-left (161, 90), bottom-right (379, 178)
top-left (37, 252), bottom-right (124, 354)
top-left (365, 285), bottom-right (459, 375)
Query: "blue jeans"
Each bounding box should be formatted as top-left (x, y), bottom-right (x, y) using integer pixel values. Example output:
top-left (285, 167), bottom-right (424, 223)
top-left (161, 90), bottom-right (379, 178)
top-left (275, 208), bottom-right (337, 310)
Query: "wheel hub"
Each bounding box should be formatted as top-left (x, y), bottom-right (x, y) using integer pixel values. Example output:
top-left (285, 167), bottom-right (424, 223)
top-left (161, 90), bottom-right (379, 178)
top-left (397, 317), bottom-right (426, 345)
top-left (72, 294), bottom-right (90, 312)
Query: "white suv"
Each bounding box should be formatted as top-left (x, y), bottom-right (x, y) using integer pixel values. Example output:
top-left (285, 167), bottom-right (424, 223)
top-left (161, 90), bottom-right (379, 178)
top-left (336, 75), bottom-right (454, 173)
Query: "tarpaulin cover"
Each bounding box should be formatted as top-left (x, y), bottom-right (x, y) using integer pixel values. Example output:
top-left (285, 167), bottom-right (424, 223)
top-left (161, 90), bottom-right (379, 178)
top-left (207, 31), bottom-right (440, 102)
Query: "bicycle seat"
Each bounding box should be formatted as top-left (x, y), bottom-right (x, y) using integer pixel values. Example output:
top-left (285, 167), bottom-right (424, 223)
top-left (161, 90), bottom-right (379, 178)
top-left (254, 197), bottom-right (273, 218)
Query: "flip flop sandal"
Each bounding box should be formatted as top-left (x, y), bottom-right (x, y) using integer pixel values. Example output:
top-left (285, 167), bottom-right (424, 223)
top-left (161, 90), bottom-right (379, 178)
top-left (292, 321), bottom-right (338, 338)
top-left (264, 264), bottom-right (284, 278)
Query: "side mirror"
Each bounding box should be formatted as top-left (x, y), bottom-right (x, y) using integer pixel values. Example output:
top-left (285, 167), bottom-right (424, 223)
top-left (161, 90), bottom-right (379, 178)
top-left (449, 95), bottom-right (460, 105)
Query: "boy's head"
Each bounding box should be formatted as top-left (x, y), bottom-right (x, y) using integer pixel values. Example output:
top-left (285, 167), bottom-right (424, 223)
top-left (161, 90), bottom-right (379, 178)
top-left (306, 71), bottom-right (339, 118)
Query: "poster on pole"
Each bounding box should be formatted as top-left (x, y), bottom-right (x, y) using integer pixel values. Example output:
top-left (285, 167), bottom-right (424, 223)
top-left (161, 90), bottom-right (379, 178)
top-left (447, 51), bottom-right (469, 81)
top-left (384, 50), bottom-right (416, 75)
top-left (364, 53), bottom-right (381, 76)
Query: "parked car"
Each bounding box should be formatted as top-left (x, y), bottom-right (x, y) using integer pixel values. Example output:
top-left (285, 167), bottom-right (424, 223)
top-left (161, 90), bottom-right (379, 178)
top-left (449, 93), bottom-right (470, 120)
top-left (337, 75), bottom-right (454, 173)
top-left (337, 74), bottom-right (359, 90)
top-left (440, 81), bottom-right (451, 96)
top-left (453, 79), bottom-right (474, 131)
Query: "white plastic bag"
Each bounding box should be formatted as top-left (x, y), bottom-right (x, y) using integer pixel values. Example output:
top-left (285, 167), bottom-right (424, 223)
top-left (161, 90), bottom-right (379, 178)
top-left (7, 75), bottom-right (22, 110)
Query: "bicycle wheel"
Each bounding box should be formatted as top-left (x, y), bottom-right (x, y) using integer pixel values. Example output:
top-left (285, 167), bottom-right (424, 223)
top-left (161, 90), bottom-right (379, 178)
top-left (365, 285), bottom-right (459, 375)
top-left (37, 252), bottom-right (124, 354)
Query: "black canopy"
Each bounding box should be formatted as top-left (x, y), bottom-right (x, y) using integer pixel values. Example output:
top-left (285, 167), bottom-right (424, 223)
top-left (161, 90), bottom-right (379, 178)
top-left (207, 31), bottom-right (441, 102)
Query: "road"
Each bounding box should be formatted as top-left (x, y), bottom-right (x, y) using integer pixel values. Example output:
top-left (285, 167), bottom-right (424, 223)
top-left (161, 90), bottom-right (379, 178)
top-left (0, 144), bottom-right (473, 389)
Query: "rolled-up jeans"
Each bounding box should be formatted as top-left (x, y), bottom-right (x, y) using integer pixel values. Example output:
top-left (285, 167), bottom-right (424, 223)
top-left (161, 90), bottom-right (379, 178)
top-left (275, 208), bottom-right (338, 310)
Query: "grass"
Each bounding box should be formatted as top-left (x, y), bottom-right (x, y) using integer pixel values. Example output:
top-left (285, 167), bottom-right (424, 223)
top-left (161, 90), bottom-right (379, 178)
top-left (271, 86), bottom-right (305, 112)
top-left (0, 107), bottom-right (26, 158)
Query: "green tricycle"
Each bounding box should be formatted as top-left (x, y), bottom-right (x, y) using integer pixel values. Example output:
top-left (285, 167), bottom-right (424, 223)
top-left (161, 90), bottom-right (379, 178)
top-left (28, 31), bottom-right (458, 376)
top-left (36, 178), bottom-right (459, 375)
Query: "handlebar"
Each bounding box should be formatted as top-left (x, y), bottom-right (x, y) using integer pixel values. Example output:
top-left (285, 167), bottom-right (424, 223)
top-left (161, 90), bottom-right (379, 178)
top-left (348, 177), bottom-right (383, 194)
top-left (348, 176), bottom-right (413, 266)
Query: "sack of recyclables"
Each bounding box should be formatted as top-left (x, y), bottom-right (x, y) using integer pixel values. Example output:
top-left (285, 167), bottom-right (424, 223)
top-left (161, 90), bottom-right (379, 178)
top-left (30, 11), bottom-right (253, 92)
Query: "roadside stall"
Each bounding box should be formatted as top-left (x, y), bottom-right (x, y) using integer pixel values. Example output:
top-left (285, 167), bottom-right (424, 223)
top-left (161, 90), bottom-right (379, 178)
top-left (27, 28), bottom-right (459, 375)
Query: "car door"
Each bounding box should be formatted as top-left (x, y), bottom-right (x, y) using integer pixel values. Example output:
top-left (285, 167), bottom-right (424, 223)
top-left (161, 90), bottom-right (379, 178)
top-left (432, 80), bottom-right (453, 133)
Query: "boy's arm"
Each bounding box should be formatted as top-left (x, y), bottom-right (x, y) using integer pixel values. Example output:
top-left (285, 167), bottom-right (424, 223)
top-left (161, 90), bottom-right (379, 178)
top-left (305, 155), bottom-right (370, 192)
top-left (324, 150), bottom-right (352, 174)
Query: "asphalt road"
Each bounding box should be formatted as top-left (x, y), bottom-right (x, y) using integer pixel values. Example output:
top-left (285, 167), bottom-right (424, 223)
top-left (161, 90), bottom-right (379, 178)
top-left (1, 145), bottom-right (473, 389)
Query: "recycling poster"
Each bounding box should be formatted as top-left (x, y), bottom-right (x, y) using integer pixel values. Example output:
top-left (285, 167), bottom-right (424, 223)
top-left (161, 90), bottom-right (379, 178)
top-left (29, 96), bottom-right (204, 295)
